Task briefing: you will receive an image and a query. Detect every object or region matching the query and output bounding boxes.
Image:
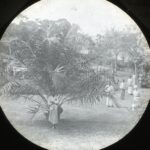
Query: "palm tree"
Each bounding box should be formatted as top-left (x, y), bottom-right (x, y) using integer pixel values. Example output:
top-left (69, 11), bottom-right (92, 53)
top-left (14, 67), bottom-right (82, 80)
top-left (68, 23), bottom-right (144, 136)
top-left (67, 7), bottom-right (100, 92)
top-left (0, 19), bottom-right (121, 122)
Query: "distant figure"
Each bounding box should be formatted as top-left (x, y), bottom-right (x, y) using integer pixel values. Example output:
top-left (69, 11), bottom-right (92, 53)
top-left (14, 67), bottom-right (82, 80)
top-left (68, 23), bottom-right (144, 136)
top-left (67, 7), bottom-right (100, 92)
top-left (132, 85), bottom-right (140, 111)
top-left (132, 74), bottom-right (136, 87)
top-left (105, 82), bottom-right (115, 107)
top-left (116, 79), bottom-right (120, 90)
top-left (138, 74), bottom-right (142, 88)
top-left (48, 102), bottom-right (59, 129)
top-left (127, 76), bottom-right (133, 95)
top-left (120, 80), bottom-right (126, 100)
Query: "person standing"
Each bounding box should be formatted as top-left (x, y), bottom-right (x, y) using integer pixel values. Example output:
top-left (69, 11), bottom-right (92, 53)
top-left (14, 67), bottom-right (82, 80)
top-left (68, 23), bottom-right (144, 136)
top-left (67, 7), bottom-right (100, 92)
top-left (105, 82), bottom-right (115, 107)
top-left (132, 74), bottom-right (136, 87)
top-left (132, 85), bottom-right (140, 111)
top-left (48, 101), bottom-right (59, 129)
top-left (138, 74), bottom-right (142, 88)
top-left (127, 75), bottom-right (133, 95)
top-left (116, 79), bottom-right (120, 91)
top-left (120, 80), bottom-right (126, 100)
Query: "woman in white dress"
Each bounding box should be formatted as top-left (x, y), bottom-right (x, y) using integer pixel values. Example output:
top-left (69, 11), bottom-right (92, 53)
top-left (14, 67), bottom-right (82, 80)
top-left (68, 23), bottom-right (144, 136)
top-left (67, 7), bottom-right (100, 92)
top-left (120, 80), bottom-right (126, 100)
top-left (132, 85), bottom-right (140, 111)
top-left (132, 74), bottom-right (136, 87)
top-left (105, 83), bottom-right (115, 107)
top-left (127, 76), bottom-right (133, 95)
top-left (48, 101), bottom-right (59, 129)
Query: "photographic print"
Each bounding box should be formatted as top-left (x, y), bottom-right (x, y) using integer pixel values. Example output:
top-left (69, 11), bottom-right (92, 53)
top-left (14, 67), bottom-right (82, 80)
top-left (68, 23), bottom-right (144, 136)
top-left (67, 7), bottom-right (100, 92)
top-left (0, 0), bottom-right (150, 150)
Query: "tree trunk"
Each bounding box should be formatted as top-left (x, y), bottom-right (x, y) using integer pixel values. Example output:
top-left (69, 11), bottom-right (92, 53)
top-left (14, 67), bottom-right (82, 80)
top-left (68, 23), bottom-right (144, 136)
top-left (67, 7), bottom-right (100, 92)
top-left (37, 91), bottom-right (48, 106)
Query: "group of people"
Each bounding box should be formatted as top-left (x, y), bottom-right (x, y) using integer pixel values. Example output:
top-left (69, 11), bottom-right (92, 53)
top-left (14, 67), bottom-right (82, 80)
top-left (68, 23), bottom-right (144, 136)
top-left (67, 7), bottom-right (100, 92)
top-left (105, 74), bottom-right (141, 111)
top-left (47, 74), bottom-right (141, 129)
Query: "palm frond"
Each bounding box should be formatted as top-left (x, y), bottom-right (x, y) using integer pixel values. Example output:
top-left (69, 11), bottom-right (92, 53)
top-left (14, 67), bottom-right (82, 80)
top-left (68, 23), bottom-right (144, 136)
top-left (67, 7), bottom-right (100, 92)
top-left (54, 65), bottom-right (64, 72)
top-left (68, 70), bottom-right (109, 104)
top-left (47, 94), bottom-right (72, 105)
top-left (0, 80), bottom-right (19, 96)
top-left (55, 94), bottom-right (73, 105)
top-left (28, 104), bottom-right (41, 121)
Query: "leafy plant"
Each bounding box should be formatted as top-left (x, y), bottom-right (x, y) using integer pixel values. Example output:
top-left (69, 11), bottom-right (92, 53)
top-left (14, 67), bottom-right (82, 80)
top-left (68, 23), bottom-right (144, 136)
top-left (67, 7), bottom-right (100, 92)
top-left (1, 18), bottom-right (146, 121)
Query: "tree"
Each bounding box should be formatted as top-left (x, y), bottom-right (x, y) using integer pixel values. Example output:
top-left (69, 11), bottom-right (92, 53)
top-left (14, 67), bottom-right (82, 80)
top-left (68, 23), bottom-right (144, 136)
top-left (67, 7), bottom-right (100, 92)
top-left (1, 19), bottom-right (118, 122)
top-left (121, 31), bottom-right (147, 84)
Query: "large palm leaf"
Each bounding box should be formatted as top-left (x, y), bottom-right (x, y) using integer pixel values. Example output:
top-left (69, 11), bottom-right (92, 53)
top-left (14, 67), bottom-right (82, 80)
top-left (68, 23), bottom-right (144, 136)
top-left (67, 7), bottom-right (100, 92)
top-left (0, 80), bottom-right (19, 96)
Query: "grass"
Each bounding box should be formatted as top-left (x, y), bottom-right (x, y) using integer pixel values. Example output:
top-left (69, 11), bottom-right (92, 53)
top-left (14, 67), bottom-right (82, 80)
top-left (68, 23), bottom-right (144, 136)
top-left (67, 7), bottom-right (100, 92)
top-left (0, 88), bottom-right (150, 150)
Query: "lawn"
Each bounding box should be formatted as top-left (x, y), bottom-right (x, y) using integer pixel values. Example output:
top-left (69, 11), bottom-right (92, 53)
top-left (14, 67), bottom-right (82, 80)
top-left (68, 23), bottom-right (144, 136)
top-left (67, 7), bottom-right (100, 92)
top-left (0, 88), bottom-right (150, 150)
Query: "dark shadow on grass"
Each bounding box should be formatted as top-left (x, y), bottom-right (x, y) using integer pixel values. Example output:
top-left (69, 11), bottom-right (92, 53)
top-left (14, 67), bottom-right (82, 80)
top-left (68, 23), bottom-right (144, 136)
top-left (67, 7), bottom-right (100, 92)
top-left (53, 117), bottom-right (129, 136)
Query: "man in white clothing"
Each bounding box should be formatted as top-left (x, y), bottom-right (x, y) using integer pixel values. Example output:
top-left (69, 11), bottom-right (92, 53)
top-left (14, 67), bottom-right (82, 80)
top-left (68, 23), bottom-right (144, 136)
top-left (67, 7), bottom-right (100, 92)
top-left (120, 80), bottom-right (126, 100)
top-left (127, 75), bottom-right (133, 95)
top-left (132, 85), bottom-right (140, 111)
top-left (105, 82), bottom-right (115, 107)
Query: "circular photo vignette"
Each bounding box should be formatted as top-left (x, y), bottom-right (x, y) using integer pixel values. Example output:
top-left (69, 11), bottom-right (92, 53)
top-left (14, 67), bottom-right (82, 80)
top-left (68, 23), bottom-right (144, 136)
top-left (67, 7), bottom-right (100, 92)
top-left (0, 0), bottom-right (150, 150)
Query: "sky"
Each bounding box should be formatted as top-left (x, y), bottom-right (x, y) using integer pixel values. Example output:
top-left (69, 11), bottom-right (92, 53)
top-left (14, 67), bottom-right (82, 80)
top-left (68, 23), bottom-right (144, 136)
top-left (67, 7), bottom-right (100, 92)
top-left (12, 0), bottom-right (141, 36)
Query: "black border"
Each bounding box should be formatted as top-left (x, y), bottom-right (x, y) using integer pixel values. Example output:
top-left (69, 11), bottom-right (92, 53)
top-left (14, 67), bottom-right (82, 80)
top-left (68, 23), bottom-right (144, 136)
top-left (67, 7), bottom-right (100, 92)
top-left (0, 0), bottom-right (150, 150)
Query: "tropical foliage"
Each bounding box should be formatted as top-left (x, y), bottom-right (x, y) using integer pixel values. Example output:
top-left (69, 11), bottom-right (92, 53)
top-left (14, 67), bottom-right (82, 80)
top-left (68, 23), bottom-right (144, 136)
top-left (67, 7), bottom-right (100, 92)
top-left (0, 18), bottom-right (149, 119)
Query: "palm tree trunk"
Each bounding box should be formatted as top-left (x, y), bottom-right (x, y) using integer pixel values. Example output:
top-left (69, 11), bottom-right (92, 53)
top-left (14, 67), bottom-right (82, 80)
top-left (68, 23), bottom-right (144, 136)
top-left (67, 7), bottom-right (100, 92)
top-left (37, 91), bottom-right (48, 105)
